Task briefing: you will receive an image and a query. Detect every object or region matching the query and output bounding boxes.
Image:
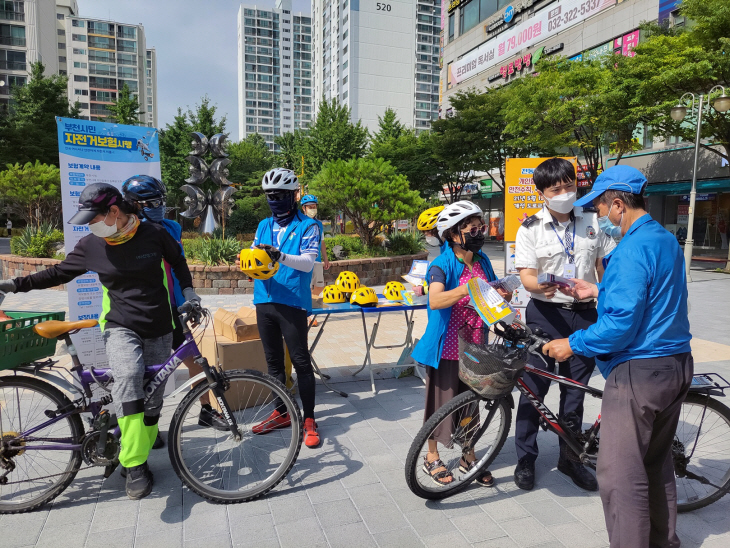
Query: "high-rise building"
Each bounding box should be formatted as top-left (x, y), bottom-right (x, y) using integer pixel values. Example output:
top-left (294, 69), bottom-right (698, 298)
top-left (0, 0), bottom-right (78, 110)
top-left (61, 15), bottom-right (153, 126)
top-left (312, 0), bottom-right (441, 133)
top-left (237, 0), bottom-right (313, 149)
top-left (144, 48), bottom-right (158, 127)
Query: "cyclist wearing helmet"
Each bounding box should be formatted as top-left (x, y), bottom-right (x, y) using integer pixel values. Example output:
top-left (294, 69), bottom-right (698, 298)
top-left (0, 183), bottom-right (199, 500)
top-left (300, 194), bottom-right (329, 291)
top-left (122, 175), bottom-right (228, 435)
top-left (249, 168), bottom-right (322, 448)
top-left (411, 201), bottom-right (509, 488)
top-left (417, 205), bottom-right (447, 255)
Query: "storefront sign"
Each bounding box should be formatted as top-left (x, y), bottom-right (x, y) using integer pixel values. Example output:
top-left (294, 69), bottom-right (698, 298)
top-left (448, 0), bottom-right (467, 13)
top-left (680, 194), bottom-right (716, 202)
top-left (585, 41), bottom-right (612, 60)
top-left (677, 204), bottom-right (689, 225)
top-left (615, 29), bottom-right (639, 57)
top-left (451, 0), bottom-right (615, 86)
top-left (485, 0), bottom-right (536, 33)
top-left (499, 53), bottom-right (532, 78)
top-left (504, 157), bottom-right (577, 241)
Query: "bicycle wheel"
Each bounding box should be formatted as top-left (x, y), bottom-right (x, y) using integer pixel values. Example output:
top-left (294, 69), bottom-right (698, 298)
top-left (675, 393), bottom-right (730, 512)
top-left (405, 391), bottom-right (512, 500)
top-left (0, 375), bottom-right (84, 514)
top-left (168, 369), bottom-right (302, 503)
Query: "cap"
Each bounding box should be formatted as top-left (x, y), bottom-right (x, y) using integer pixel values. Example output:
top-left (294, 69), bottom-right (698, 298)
top-left (68, 183), bottom-right (123, 225)
top-left (574, 165), bottom-right (647, 208)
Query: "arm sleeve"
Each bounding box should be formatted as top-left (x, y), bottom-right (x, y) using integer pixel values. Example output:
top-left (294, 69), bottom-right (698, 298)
top-left (299, 224), bottom-right (320, 255)
top-left (514, 226), bottom-right (537, 269)
top-left (428, 266), bottom-right (446, 285)
top-left (12, 242), bottom-right (88, 292)
top-left (160, 228), bottom-right (193, 290)
top-left (569, 247), bottom-right (649, 357)
top-left (280, 252), bottom-right (317, 272)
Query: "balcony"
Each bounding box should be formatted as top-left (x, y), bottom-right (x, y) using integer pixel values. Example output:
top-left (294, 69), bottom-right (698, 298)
top-left (0, 11), bottom-right (24, 22)
top-left (90, 67), bottom-right (116, 76)
top-left (116, 44), bottom-right (136, 53)
top-left (0, 60), bottom-right (26, 71)
top-left (0, 36), bottom-right (26, 47)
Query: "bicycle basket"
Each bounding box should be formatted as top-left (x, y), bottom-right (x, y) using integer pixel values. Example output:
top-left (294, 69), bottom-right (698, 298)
top-left (0, 311), bottom-right (66, 370)
top-left (457, 324), bottom-right (527, 399)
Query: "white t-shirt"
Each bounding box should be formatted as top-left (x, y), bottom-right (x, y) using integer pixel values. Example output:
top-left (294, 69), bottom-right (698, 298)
top-left (514, 206), bottom-right (616, 304)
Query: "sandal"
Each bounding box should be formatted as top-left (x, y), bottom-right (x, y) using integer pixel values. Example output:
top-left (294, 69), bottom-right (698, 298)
top-left (422, 456), bottom-right (454, 486)
top-left (459, 458), bottom-right (495, 487)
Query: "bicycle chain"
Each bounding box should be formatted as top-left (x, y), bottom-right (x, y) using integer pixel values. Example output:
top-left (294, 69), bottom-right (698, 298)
top-left (1, 464), bottom-right (97, 485)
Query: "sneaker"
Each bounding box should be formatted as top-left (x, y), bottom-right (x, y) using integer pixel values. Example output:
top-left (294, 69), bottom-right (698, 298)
top-left (252, 410), bottom-right (291, 435)
top-left (303, 418), bottom-right (320, 448)
top-left (125, 462), bottom-right (153, 500)
top-left (198, 405), bottom-right (230, 431)
top-left (557, 459), bottom-right (598, 491)
top-left (152, 432), bottom-right (164, 449)
top-left (514, 457), bottom-right (535, 490)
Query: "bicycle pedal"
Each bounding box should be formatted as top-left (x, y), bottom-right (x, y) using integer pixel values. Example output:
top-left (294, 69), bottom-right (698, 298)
top-left (103, 461), bottom-right (119, 479)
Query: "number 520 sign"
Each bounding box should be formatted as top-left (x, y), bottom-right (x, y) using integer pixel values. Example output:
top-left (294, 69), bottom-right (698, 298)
top-left (376, 2), bottom-right (392, 11)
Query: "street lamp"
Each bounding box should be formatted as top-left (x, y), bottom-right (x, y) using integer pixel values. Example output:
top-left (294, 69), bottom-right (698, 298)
top-left (669, 85), bottom-right (730, 281)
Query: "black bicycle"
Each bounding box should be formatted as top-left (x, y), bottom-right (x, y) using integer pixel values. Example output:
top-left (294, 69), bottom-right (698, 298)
top-left (0, 300), bottom-right (302, 513)
top-left (405, 320), bottom-right (730, 512)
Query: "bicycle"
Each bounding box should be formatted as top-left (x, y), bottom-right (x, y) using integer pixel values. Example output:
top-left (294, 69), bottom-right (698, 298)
top-left (0, 300), bottom-right (302, 514)
top-left (405, 320), bottom-right (730, 513)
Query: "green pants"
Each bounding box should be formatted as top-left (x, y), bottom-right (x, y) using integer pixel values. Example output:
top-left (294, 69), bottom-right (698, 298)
top-left (118, 413), bottom-right (158, 468)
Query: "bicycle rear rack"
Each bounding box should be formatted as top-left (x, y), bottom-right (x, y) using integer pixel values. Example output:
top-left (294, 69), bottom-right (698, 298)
top-left (690, 373), bottom-right (730, 396)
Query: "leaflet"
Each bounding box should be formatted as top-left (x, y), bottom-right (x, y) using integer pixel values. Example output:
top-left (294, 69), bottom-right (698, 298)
top-left (467, 278), bottom-right (516, 326)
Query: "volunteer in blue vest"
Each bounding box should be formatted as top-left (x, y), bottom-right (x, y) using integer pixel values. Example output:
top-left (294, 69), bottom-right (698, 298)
top-left (300, 194), bottom-right (329, 290)
top-left (250, 168), bottom-right (322, 448)
top-left (411, 201), bottom-right (509, 487)
top-left (543, 165), bottom-right (693, 548)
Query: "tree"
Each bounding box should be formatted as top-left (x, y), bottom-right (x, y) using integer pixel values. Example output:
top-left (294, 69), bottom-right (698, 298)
top-left (106, 82), bottom-right (141, 125)
top-left (274, 130), bottom-right (307, 172)
top-left (227, 133), bottom-right (276, 197)
top-left (370, 107), bottom-right (406, 148)
top-left (0, 62), bottom-right (80, 167)
top-left (0, 161), bottom-right (62, 227)
top-left (311, 157), bottom-right (424, 247)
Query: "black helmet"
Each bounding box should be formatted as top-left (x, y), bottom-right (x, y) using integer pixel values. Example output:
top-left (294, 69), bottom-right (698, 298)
top-left (121, 175), bottom-right (167, 203)
top-left (68, 183), bottom-right (124, 225)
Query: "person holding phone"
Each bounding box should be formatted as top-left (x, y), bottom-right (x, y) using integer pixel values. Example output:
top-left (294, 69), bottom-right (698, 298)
top-left (513, 158), bottom-right (615, 492)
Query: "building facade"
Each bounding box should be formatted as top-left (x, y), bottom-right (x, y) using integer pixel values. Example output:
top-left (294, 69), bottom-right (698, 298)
top-left (237, 0), bottom-right (313, 149)
top-left (312, 0), bottom-right (441, 133)
top-left (144, 48), bottom-right (157, 127)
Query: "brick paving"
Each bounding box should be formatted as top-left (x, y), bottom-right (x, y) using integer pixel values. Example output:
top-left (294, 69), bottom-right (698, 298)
top-left (1, 252), bottom-right (729, 547)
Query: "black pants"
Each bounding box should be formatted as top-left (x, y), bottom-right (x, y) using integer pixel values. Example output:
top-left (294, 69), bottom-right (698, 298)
top-left (598, 353), bottom-right (692, 548)
top-left (515, 299), bottom-right (598, 461)
top-left (256, 302), bottom-right (316, 420)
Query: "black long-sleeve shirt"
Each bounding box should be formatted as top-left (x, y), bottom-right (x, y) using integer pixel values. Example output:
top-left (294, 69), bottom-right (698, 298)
top-left (13, 222), bottom-right (193, 339)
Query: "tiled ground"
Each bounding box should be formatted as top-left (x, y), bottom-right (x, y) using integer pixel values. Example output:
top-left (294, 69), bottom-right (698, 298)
top-left (1, 251), bottom-right (729, 547)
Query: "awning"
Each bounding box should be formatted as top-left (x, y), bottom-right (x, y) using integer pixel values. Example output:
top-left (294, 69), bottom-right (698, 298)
top-left (480, 191), bottom-right (503, 199)
top-left (643, 178), bottom-right (730, 196)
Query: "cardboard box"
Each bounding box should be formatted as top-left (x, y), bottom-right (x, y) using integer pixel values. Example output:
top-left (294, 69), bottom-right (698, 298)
top-left (213, 307), bottom-right (259, 342)
top-left (200, 332), bottom-right (272, 411)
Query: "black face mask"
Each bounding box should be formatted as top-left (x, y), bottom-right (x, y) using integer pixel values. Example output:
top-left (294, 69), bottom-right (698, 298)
top-left (460, 233), bottom-right (485, 254)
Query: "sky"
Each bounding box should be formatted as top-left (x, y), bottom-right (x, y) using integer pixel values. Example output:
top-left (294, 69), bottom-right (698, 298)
top-left (77, 0), bottom-right (311, 140)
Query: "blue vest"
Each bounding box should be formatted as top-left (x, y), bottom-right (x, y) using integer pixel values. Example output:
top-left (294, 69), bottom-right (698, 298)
top-left (410, 245), bottom-right (497, 369)
top-left (253, 212), bottom-right (317, 313)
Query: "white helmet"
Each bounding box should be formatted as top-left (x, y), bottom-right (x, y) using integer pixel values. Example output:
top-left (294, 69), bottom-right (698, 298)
top-left (262, 168), bottom-right (299, 191)
top-left (436, 200), bottom-right (483, 238)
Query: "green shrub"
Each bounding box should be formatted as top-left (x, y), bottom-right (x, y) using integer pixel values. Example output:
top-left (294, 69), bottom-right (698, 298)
top-left (386, 231), bottom-right (425, 256)
top-left (10, 223), bottom-right (64, 258)
top-left (325, 234), bottom-right (366, 261)
top-left (183, 236), bottom-right (242, 266)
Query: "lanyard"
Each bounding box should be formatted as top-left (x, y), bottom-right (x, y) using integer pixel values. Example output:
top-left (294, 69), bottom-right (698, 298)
top-left (549, 219), bottom-right (575, 263)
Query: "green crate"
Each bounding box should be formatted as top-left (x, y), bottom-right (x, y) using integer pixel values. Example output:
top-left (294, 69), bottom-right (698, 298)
top-left (0, 311), bottom-right (66, 371)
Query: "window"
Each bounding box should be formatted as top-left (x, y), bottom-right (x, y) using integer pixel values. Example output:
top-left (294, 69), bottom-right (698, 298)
top-left (147, 105), bottom-right (152, 112)
top-left (448, 14), bottom-right (455, 41)
top-left (58, 42), bottom-right (65, 49)
top-left (78, 102), bottom-right (88, 109)
top-left (342, 75), bottom-right (347, 84)
top-left (57, 29), bottom-right (65, 36)
top-left (72, 34), bottom-right (86, 42)
top-left (74, 75), bottom-right (88, 82)
top-left (73, 48), bottom-right (86, 55)
top-left (57, 13), bottom-right (64, 20)
top-left (74, 89), bottom-right (88, 96)
top-left (73, 61), bottom-right (87, 68)
top-left (342, 30), bottom-right (348, 39)
top-left (58, 56), bottom-right (66, 63)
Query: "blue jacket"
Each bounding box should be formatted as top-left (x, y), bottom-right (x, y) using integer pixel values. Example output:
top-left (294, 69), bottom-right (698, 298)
top-left (253, 212), bottom-right (318, 314)
top-left (313, 218), bottom-right (324, 261)
top-left (569, 214), bottom-right (692, 378)
top-left (411, 245), bottom-right (497, 368)
top-left (156, 218), bottom-right (185, 308)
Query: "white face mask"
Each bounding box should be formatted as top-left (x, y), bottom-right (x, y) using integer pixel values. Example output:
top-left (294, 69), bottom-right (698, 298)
top-left (88, 212), bottom-right (119, 238)
top-left (305, 208), bottom-right (317, 219)
top-left (425, 235), bottom-right (441, 247)
top-left (543, 191), bottom-right (577, 214)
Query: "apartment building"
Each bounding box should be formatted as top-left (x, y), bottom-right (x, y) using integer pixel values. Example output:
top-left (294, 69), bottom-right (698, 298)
top-left (312, 0), bottom-right (441, 133)
top-left (237, 0), bottom-right (313, 149)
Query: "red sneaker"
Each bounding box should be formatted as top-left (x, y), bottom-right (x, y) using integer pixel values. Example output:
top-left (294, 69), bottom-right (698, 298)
top-left (252, 410), bottom-right (291, 435)
top-left (303, 418), bottom-right (320, 448)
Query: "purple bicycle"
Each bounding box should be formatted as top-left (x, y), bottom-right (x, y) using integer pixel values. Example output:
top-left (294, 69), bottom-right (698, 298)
top-left (0, 301), bottom-right (302, 513)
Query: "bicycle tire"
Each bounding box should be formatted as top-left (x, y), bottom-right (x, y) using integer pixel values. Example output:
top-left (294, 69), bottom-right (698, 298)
top-left (675, 392), bottom-right (730, 512)
top-left (167, 369), bottom-right (302, 503)
top-left (405, 391), bottom-right (512, 500)
top-left (0, 375), bottom-right (84, 514)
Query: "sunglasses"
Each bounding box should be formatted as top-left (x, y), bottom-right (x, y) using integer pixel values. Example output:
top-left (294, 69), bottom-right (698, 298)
top-left (266, 191), bottom-right (290, 201)
top-left (461, 224), bottom-right (488, 237)
top-left (138, 199), bottom-right (164, 209)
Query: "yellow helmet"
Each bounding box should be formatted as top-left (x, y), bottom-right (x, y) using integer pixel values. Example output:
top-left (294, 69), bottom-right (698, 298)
top-left (322, 284), bottom-right (346, 304)
top-left (384, 281), bottom-right (406, 301)
top-left (239, 248), bottom-right (279, 280)
top-left (336, 271), bottom-right (360, 293)
top-left (350, 286), bottom-right (378, 307)
top-left (417, 206), bottom-right (445, 231)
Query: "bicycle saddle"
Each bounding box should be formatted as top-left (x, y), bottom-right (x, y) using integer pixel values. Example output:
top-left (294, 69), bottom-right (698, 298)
top-left (33, 319), bottom-right (99, 339)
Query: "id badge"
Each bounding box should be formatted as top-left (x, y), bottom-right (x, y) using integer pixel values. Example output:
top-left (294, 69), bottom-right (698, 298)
top-left (563, 263), bottom-right (576, 279)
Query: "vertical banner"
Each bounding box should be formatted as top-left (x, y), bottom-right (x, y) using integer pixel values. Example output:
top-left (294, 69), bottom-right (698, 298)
top-left (56, 117), bottom-right (161, 367)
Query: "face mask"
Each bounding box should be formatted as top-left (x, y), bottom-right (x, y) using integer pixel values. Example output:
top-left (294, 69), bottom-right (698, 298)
top-left (268, 193), bottom-right (296, 226)
top-left (305, 208), bottom-right (317, 219)
top-left (460, 233), bottom-right (485, 254)
top-left (89, 212), bottom-right (119, 238)
top-left (142, 205), bottom-right (165, 223)
top-left (543, 192), bottom-right (576, 214)
top-left (598, 206), bottom-right (623, 239)
top-left (425, 235), bottom-right (441, 247)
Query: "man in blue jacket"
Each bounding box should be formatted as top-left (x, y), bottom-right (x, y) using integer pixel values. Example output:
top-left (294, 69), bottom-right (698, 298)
top-left (543, 165), bottom-right (692, 548)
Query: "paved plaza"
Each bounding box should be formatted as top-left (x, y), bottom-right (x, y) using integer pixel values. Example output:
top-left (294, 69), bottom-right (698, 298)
top-left (1, 250), bottom-right (729, 547)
